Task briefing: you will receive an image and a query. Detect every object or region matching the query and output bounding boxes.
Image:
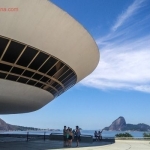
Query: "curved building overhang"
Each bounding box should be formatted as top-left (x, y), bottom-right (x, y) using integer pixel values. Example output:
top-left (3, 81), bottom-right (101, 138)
top-left (0, 0), bottom-right (99, 114)
top-left (0, 79), bottom-right (53, 114)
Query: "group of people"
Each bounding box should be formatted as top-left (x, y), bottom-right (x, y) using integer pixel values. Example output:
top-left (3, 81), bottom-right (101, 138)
top-left (63, 125), bottom-right (81, 147)
top-left (94, 130), bottom-right (103, 141)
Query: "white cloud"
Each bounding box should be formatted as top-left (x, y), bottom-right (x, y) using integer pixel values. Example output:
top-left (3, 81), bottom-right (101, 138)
top-left (112, 0), bottom-right (145, 31)
top-left (80, 0), bottom-right (150, 93)
top-left (81, 37), bottom-right (150, 93)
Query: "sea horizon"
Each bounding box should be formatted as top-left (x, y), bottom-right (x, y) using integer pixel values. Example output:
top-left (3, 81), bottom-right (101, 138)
top-left (0, 130), bottom-right (150, 138)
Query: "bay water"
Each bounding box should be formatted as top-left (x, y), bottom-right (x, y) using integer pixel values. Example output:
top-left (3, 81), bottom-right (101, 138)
top-left (1, 130), bottom-right (150, 138)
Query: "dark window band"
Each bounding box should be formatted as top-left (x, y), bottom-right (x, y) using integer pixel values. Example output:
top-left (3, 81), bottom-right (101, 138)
top-left (0, 35), bottom-right (77, 97)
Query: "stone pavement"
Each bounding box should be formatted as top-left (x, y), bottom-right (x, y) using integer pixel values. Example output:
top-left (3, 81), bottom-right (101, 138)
top-left (0, 139), bottom-right (149, 150)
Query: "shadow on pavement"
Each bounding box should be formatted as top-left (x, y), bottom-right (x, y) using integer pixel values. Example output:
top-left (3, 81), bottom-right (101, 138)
top-left (0, 140), bottom-right (114, 150)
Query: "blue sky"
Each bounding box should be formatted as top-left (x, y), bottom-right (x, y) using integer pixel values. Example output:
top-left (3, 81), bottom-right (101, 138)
top-left (1, 0), bottom-right (150, 130)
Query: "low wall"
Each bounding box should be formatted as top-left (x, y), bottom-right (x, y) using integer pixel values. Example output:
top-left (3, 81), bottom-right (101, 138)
top-left (0, 133), bottom-right (115, 143)
top-left (101, 138), bottom-right (115, 143)
top-left (93, 137), bottom-right (115, 143)
top-left (115, 137), bottom-right (150, 140)
top-left (50, 133), bottom-right (93, 143)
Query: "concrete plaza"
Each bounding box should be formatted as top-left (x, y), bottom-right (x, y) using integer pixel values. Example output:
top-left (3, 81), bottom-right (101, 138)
top-left (0, 139), bottom-right (150, 150)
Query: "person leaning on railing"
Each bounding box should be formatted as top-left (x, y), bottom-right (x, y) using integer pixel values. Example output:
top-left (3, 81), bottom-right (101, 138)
top-left (98, 130), bottom-right (103, 141)
top-left (94, 131), bottom-right (98, 141)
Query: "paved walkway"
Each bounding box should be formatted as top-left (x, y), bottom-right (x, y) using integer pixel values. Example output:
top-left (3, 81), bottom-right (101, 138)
top-left (0, 139), bottom-right (149, 150)
top-left (85, 140), bottom-right (150, 150)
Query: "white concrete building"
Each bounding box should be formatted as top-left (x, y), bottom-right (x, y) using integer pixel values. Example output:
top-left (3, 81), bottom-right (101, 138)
top-left (0, 0), bottom-right (99, 114)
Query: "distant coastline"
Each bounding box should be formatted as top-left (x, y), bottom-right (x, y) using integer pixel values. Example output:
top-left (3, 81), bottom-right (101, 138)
top-left (0, 118), bottom-right (52, 131)
top-left (103, 116), bottom-right (150, 132)
top-left (0, 130), bottom-right (150, 138)
top-left (1, 117), bottom-right (150, 132)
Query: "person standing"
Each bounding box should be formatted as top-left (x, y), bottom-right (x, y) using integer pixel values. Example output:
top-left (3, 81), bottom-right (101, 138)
top-left (68, 128), bottom-right (73, 147)
top-left (75, 126), bottom-right (81, 147)
top-left (72, 129), bottom-right (75, 140)
top-left (94, 131), bottom-right (98, 141)
top-left (63, 126), bottom-right (67, 147)
top-left (98, 129), bottom-right (103, 141)
top-left (66, 128), bottom-right (70, 146)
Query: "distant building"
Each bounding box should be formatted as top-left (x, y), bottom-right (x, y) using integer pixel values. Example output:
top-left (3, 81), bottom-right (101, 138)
top-left (0, 0), bottom-right (99, 114)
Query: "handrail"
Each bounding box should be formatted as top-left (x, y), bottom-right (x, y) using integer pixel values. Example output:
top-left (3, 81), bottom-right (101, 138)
top-left (50, 133), bottom-right (93, 137)
top-left (0, 132), bottom-right (49, 142)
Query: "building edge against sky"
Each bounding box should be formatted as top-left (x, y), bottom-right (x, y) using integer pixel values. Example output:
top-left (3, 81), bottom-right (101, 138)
top-left (0, 0), bottom-right (99, 114)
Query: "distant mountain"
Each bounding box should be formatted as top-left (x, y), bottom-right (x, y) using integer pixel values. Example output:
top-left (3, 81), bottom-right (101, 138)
top-left (0, 118), bottom-right (12, 130)
top-left (121, 123), bottom-right (150, 131)
top-left (104, 116), bottom-right (126, 131)
top-left (104, 116), bottom-right (150, 131)
top-left (0, 118), bottom-right (40, 131)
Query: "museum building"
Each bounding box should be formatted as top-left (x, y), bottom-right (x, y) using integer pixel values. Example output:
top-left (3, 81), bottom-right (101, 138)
top-left (0, 0), bottom-right (99, 114)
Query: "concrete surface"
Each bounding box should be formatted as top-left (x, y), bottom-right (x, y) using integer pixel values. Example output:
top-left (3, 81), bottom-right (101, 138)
top-left (0, 139), bottom-right (149, 150)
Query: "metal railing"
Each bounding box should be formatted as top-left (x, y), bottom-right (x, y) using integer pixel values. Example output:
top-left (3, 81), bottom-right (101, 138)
top-left (0, 132), bottom-right (49, 142)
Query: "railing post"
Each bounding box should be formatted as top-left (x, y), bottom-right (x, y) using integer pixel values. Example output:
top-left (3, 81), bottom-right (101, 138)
top-left (44, 132), bottom-right (46, 141)
top-left (27, 132), bottom-right (29, 142)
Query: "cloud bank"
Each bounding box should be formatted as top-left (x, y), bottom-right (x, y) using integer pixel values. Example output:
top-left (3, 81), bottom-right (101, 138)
top-left (80, 0), bottom-right (150, 93)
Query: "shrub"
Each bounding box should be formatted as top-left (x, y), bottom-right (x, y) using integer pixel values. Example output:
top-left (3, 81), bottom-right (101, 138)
top-left (115, 132), bottom-right (133, 137)
top-left (143, 133), bottom-right (150, 137)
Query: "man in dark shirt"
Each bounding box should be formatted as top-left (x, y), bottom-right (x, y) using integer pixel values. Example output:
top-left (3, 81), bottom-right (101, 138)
top-left (75, 126), bottom-right (81, 147)
top-left (63, 126), bottom-right (67, 147)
